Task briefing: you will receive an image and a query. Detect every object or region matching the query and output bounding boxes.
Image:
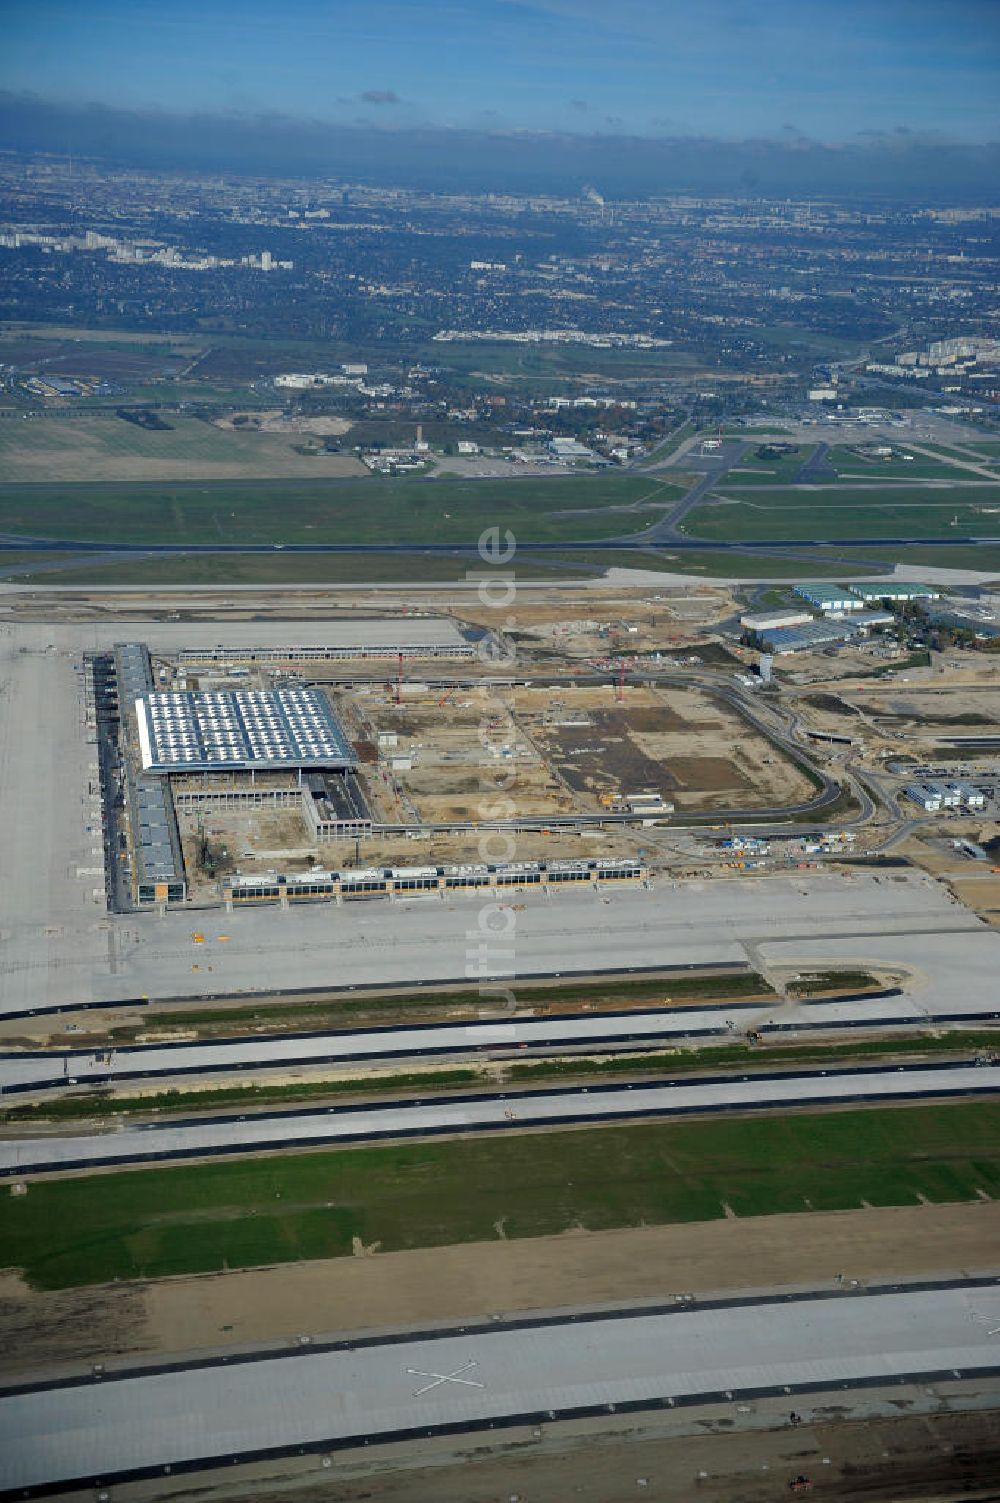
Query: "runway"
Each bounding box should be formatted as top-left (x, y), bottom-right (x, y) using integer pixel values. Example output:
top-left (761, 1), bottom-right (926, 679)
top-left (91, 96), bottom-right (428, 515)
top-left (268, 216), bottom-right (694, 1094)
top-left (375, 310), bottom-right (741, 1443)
top-left (1, 1278), bottom-right (998, 1497)
top-left (5, 985), bottom-right (1000, 1098)
top-left (2, 1061), bottom-right (998, 1176)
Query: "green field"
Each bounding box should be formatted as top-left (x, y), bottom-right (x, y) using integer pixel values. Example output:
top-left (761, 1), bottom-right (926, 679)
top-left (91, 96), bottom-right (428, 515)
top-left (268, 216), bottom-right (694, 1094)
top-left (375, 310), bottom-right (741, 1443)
top-left (721, 424), bottom-right (794, 436)
top-left (2, 1102), bottom-right (997, 1290)
top-left (685, 483), bottom-right (1000, 542)
top-left (412, 340), bottom-right (702, 381)
top-left (851, 544), bottom-right (1000, 575)
top-left (0, 473), bottom-right (685, 546)
top-left (723, 445), bottom-right (816, 485)
top-left (0, 552), bottom-right (561, 586)
top-left (821, 446), bottom-right (995, 483)
top-left (2, 544), bottom-right (890, 586)
top-left (0, 415), bottom-right (366, 483)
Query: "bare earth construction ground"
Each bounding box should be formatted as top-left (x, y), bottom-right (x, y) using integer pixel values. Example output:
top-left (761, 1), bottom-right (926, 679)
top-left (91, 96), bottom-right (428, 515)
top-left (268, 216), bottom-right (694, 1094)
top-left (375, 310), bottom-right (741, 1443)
top-left (1, 1201), bottom-right (995, 1380)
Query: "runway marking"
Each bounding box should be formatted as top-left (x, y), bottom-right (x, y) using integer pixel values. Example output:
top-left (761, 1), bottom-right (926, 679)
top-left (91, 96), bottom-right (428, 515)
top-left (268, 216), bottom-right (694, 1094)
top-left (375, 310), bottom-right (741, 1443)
top-left (969, 1307), bottom-right (1000, 1337)
top-left (407, 1359), bottom-right (484, 1396)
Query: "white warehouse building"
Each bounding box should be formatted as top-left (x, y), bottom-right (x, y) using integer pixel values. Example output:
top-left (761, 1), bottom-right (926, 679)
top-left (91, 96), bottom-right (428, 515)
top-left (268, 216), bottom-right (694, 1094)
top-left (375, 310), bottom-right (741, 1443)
top-left (740, 609), bottom-right (813, 632)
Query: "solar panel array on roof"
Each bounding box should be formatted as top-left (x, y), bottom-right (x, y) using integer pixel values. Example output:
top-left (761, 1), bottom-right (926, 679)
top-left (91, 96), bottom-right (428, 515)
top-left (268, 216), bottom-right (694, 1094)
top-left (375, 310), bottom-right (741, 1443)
top-left (136, 688), bottom-right (356, 773)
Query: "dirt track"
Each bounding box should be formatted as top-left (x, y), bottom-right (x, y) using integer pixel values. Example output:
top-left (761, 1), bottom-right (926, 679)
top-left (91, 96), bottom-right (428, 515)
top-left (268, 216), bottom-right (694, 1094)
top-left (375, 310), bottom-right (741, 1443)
top-left (2, 1200), bottom-right (997, 1381)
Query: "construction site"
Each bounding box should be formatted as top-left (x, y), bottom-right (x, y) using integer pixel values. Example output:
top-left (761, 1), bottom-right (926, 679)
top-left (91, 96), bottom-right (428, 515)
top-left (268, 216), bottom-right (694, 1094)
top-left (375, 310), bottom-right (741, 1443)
top-left (37, 575), bottom-right (1000, 923)
top-left (129, 673), bottom-right (808, 904)
top-left (68, 590), bottom-right (824, 909)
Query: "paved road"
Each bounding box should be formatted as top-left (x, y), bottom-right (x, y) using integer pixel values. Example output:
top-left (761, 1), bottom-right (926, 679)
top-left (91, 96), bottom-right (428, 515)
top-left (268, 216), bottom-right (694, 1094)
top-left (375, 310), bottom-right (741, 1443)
top-left (2, 1279), bottom-right (998, 1496)
top-left (5, 986), bottom-right (1000, 1097)
top-left (2, 1062), bottom-right (997, 1176)
top-left (793, 441), bottom-right (835, 484)
top-left (619, 441), bottom-right (751, 546)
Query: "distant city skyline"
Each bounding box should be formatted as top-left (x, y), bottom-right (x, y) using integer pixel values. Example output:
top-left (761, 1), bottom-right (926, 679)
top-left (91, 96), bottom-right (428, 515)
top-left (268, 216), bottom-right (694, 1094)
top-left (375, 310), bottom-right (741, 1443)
top-left (4, 0), bottom-right (999, 144)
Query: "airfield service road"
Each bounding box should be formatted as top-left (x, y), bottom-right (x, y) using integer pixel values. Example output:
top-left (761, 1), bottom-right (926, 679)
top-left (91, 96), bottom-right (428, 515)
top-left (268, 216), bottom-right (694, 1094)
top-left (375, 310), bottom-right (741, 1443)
top-left (2, 1061), bottom-right (999, 1176)
top-left (2, 984), bottom-right (999, 1097)
top-left (1, 1279), bottom-right (998, 1496)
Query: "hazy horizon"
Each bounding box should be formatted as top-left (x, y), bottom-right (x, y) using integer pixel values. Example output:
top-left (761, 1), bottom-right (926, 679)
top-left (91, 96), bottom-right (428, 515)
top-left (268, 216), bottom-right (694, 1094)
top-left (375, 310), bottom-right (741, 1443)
top-left (3, 90), bottom-right (1000, 201)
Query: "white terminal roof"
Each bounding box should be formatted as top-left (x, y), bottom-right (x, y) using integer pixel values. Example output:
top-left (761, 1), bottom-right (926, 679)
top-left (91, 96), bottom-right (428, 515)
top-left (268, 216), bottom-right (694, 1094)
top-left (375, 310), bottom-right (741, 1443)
top-left (136, 688), bottom-right (355, 773)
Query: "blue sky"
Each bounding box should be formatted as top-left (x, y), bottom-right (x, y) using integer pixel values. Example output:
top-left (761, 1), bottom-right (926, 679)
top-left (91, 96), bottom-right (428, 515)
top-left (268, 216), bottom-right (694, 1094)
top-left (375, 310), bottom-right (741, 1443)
top-left (4, 0), bottom-right (999, 142)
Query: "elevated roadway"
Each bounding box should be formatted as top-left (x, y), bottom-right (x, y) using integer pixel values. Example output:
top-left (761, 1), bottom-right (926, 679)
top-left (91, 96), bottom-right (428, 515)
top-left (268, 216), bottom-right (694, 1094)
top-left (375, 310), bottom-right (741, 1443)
top-left (1, 1278), bottom-right (998, 1497)
top-left (2, 1061), bottom-right (998, 1176)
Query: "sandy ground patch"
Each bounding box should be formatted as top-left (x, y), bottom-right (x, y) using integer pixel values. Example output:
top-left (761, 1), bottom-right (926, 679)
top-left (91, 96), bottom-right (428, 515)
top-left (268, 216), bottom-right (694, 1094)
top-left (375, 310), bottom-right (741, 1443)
top-left (1, 1200), bottom-right (995, 1381)
top-left (224, 1408), bottom-right (1000, 1503)
top-left (213, 411), bottom-right (353, 437)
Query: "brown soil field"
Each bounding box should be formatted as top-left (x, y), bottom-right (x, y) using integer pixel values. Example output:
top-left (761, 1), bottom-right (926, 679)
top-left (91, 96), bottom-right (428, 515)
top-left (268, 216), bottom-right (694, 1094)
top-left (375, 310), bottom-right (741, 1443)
top-left (1, 1201), bottom-right (995, 1380)
top-left (669, 754), bottom-right (749, 791)
top-left (527, 685), bottom-right (805, 810)
top-left (227, 1409), bottom-right (1000, 1503)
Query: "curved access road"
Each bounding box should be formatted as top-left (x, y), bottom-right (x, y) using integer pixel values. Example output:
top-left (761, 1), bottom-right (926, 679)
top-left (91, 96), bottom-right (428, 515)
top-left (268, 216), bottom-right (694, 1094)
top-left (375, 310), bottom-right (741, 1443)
top-left (1, 1278), bottom-right (998, 1498)
top-left (5, 987), bottom-right (1000, 1098)
top-left (2, 1061), bottom-right (998, 1177)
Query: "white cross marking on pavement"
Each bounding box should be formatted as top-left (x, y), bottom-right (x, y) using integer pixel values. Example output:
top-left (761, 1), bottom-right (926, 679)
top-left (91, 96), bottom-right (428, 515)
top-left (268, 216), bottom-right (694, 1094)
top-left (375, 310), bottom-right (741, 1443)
top-left (968, 1303), bottom-right (1000, 1337)
top-left (406, 1360), bottom-right (485, 1397)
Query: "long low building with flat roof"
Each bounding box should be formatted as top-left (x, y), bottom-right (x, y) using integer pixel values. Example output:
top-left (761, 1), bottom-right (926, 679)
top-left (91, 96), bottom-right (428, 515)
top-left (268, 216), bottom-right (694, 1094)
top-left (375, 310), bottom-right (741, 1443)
top-left (849, 582), bottom-right (940, 603)
top-left (176, 617), bottom-right (480, 663)
top-left (739, 608), bottom-right (813, 632)
top-left (136, 688), bottom-right (356, 774)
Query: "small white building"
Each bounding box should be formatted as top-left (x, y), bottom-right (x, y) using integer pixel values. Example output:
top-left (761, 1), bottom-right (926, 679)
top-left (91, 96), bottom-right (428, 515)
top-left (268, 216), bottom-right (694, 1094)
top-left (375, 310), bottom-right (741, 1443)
top-left (950, 783), bottom-right (986, 809)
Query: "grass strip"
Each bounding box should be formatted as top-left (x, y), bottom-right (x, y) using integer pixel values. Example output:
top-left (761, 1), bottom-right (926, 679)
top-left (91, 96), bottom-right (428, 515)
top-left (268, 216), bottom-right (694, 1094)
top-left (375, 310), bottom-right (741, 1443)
top-left (107, 972), bottom-right (775, 1041)
top-left (786, 970), bottom-right (876, 996)
top-left (2, 1101), bottom-right (997, 1290)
